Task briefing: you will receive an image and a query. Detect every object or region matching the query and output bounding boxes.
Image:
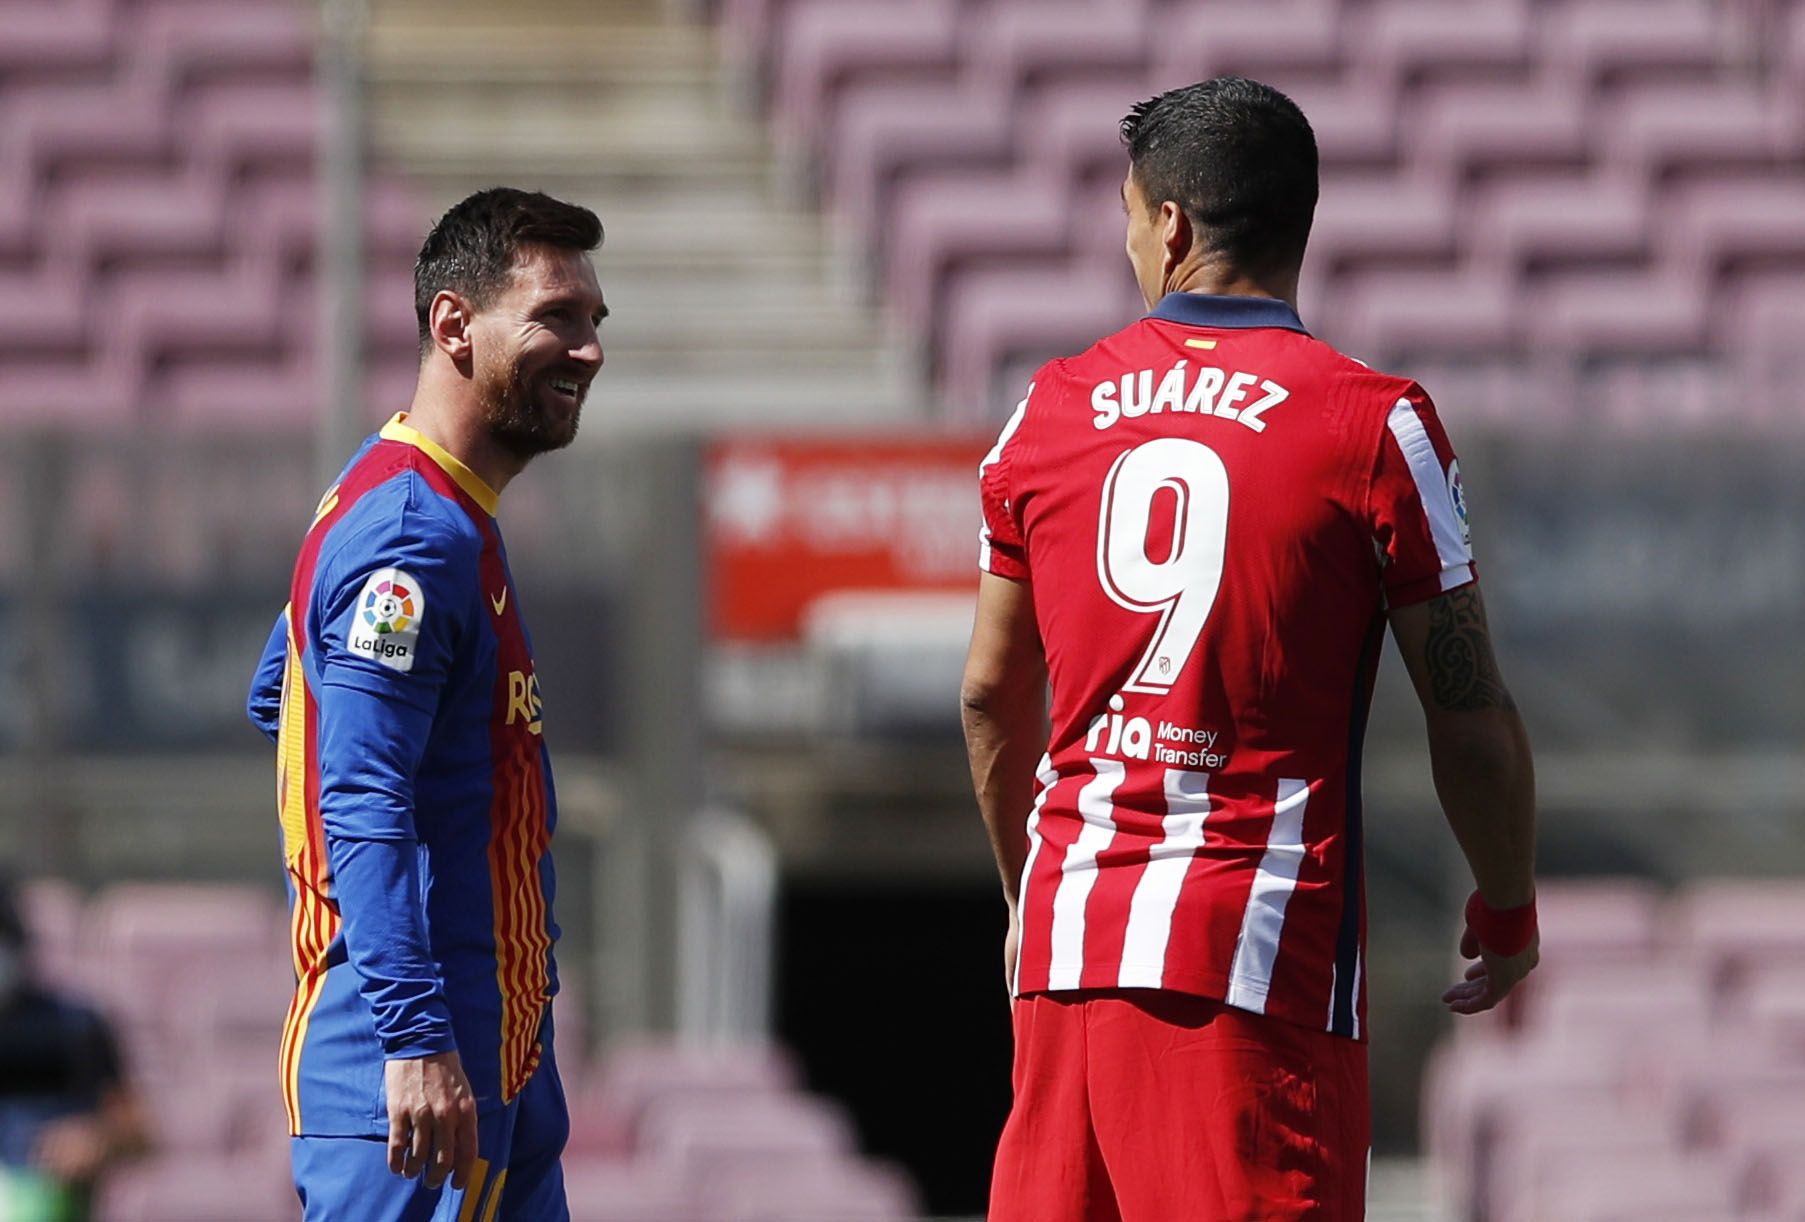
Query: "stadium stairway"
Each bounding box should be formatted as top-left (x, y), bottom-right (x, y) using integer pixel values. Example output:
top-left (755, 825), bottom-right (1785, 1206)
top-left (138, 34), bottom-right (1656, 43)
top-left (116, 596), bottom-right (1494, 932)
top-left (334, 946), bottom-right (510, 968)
top-left (364, 0), bottom-right (928, 436)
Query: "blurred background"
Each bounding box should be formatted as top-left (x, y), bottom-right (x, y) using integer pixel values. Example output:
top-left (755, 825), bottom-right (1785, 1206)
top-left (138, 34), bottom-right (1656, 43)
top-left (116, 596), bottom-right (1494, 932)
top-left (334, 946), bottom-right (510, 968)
top-left (0, 0), bottom-right (1802, 1218)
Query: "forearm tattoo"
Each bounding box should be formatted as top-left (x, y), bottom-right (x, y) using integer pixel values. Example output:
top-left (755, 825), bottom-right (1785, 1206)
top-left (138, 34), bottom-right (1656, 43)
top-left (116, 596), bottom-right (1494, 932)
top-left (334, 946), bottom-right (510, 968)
top-left (1424, 587), bottom-right (1514, 712)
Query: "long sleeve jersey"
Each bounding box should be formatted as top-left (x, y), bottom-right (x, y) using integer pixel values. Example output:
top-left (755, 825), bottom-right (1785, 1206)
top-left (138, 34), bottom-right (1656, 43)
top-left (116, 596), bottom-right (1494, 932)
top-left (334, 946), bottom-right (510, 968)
top-left (249, 413), bottom-right (559, 1135)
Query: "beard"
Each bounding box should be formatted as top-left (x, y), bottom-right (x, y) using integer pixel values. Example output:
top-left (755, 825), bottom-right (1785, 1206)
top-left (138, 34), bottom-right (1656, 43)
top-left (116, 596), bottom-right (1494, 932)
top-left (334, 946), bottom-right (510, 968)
top-left (476, 352), bottom-right (584, 462)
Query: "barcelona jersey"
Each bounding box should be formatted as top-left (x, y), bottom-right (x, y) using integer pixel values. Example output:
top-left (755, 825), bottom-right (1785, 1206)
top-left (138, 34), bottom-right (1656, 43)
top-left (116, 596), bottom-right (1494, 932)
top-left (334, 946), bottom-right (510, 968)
top-left (248, 413), bottom-right (559, 1135)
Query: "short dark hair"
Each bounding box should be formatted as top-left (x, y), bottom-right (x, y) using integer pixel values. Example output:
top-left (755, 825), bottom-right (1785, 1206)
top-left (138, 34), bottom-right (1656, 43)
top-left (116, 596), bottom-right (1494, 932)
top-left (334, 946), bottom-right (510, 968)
top-left (414, 187), bottom-right (604, 353)
top-left (1120, 77), bottom-right (1318, 275)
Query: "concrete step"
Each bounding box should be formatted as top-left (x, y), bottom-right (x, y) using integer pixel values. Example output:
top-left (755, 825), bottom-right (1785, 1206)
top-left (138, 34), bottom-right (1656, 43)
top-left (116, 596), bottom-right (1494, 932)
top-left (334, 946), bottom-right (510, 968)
top-left (581, 366), bottom-right (918, 436)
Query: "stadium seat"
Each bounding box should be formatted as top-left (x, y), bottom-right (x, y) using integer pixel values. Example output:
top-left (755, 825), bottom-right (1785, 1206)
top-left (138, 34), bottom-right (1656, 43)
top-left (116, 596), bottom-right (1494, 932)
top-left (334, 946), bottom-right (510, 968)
top-left (635, 1092), bottom-right (858, 1170)
top-left (697, 1157), bottom-right (920, 1221)
top-left (1151, 0), bottom-right (1347, 82)
top-left (885, 168), bottom-right (1075, 339)
top-left (1403, 80), bottom-right (1595, 176)
top-left (825, 80), bottom-right (1015, 255)
top-left (1352, 0), bottom-right (1534, 84)
top-left (561, 1158), bottom-right (704, 1222)
top-left (592, 1039), bottom-right (799, 1128)
top-left (771, 0), bottom-right (962, 162)
top-left (938, 262), bottom-right (1143, 414)
top-left (1466, 173), bottom-right (1651, 271)
top-left (1331, 267), bottom-right (1517, 357)
top-left (95, 1152), bottom-right (297, 1222)
top-left (1540, 0), bottom-right (1733, 85)
top-left (963, 0), bottom-right (1152, 95)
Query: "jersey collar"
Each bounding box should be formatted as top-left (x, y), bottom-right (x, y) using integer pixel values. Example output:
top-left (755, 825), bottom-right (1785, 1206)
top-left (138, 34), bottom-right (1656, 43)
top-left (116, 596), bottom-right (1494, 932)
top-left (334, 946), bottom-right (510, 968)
top-left (1149, 292), bottom-right (1309, 334)
top-left (379, 413), bottom-right (501, 517)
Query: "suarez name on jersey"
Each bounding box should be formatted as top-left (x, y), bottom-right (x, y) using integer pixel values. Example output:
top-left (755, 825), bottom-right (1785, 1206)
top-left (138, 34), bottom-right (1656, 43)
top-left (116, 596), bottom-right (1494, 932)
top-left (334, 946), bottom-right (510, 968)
top-left (248, 413), bottom-right (559, 1135)
top-left (978, 293), bottom-right (1474, 1041)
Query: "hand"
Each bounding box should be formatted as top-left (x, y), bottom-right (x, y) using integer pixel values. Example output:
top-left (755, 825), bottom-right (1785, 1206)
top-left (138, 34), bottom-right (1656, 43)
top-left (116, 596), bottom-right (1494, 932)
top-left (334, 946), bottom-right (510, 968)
top-left (1002, 904), bottom-right (1021, 996)
top-left (1442, 925), bottom-right (1539, 1015)
top-left (385, 1051), bottom-right (478, 1191)
top-left (32, 1115), bottom-right (109, 1183)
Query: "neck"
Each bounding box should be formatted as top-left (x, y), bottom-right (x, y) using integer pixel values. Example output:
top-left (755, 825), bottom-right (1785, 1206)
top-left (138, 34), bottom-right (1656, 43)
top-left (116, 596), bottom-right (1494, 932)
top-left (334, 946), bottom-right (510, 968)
top-left (404, 363), bottom-right (528, 497)
top-left (1167, 255), bottom-right (1299, 310)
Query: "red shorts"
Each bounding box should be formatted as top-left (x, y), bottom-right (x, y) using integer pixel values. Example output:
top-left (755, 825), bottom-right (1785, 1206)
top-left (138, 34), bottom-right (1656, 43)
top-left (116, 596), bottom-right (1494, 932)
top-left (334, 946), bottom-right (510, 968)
top-left (989, 990), bottom-right (1370, 1222)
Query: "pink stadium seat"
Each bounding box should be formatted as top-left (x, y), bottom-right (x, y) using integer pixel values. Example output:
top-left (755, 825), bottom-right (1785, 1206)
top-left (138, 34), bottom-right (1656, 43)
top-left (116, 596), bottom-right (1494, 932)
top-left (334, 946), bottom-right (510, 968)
top-left (886, 169), bottom-right (1075, 337)
top-left (1603, 81), bottom-right (1788, 172)
top-left (636, 1093), bottom-right (857, 1169)
top-left (1404, 80), bottom-right (1594, 174)
top-left (1482, 1097), bottom-right (1681, 1222)
top-left (44, 174), bottom-right (227, 266)
top-left (1330, 267), bottom-right (1516, 357)
top-left (130, 0), bottom-right (314, 87)
top-left (1274, 77), bottom-right (1400, 167)
top-left (82, 883), bottom-right (285, 961)
top-left (1502, 1151), bottom-right (1740, 1222)
top-left (1521, 959), bottom-right (1714, 1038)
top-left (1353, 0), bottom-right (1533, 83)
top-left (1467, 174), bottom-right (1651, 271)
top-left (1016, 78), bottom-right (1155, 188)
top-left (1523, 269), bottom-right (1710, 353)
top-left (963, 1), bottom-right (1152, 94)
top-left (825, 80), bottom-right (1014, 253)
top-left (772, 0), bottom-right (962, 160)
top-left (1540, 0), bottom-right (1731, 84)
top-left (1533, 877), bottom-right (1666, 966)
top-left (1308, 172), bottom-right (1460, 268)
top-left (1671, 879), bottom-right (1805, 978)
top-left (592, 1040), bottom-right (799, 1127)
top-left (0, 0), bottom-right (115, 74)
top-left (1152, 0), bottom-right (1347, 82)
top-left (95, 1153), bottom-right (297, 1222)
top-left (939, 262), bottom-right (1143, 416)
top-left (187, 82), bottom-right (322, 174)
top-left (1420, 1031), bottom-right (1629, 1216)
top-left (561, 1159), bottom-right (703, 1222)
top-left (698, 1158), bottom-right (920, 1221)
top-left (1666, 175), bottom-right (1805, 276)
top-left (7, 83), bottom-right (170, 176)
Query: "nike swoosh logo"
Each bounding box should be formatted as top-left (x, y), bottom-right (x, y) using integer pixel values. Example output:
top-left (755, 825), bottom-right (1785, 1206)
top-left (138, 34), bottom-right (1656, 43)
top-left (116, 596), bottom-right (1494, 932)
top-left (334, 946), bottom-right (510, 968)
top-left (490, 588), bottom-right (508, 616)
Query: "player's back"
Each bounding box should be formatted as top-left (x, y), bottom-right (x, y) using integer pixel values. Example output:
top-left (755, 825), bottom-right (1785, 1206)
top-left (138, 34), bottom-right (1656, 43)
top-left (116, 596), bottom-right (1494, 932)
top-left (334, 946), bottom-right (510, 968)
top-left (980, 292), bottom-right (1473, 1039)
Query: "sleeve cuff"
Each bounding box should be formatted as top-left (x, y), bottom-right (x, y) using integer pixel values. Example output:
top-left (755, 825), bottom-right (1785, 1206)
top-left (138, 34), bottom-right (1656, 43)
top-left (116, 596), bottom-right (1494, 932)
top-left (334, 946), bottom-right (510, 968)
top-left (379, 1009), bottom-right (459, 1059)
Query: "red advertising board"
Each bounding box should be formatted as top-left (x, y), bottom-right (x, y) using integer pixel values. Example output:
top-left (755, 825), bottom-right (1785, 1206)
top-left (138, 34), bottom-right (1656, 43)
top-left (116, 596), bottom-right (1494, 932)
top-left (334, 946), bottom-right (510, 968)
top-left (705, 436), bottom-right (991, 642)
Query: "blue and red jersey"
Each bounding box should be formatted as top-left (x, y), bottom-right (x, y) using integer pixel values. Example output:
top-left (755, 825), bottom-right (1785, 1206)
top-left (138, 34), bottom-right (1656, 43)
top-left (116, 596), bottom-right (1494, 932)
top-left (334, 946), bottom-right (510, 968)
top-left (248, 413), bottom-right (559, 1135)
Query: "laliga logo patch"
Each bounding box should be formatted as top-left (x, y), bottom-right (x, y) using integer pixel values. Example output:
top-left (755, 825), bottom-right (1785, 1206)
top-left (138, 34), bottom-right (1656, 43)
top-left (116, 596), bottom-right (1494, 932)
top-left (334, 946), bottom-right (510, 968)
top-left (348, 568), bottom-right (424, 672)
top-left (1447, 461), bottom-right (1471, 547)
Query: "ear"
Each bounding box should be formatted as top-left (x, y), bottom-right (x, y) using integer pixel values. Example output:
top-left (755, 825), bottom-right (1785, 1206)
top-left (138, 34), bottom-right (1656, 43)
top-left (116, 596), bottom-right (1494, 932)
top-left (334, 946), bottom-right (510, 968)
top-left (1159, 200), bottom-right (1192, 271)
top-left (427, 290), bottom-right (475, 365)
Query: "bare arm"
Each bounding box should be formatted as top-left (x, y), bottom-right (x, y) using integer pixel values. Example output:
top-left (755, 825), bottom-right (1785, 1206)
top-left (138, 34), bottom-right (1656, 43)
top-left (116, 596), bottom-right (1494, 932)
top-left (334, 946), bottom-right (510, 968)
top-left (1389, 583), bottom-right (1538, 1012)
top-left (960, 573), bottom-right (1047, 912)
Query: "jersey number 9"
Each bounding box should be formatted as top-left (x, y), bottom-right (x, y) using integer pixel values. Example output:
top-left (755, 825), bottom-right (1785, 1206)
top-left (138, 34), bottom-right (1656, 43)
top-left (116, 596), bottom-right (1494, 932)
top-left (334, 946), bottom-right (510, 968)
top-left (1096, 438), bottom-right (1230, 695)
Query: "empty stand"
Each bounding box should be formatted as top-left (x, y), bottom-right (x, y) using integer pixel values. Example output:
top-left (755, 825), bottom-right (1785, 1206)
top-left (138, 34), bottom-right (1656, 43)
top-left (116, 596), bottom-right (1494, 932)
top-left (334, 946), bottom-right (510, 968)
top-left (725, 0), bottom-right (1805, 421)
top-left (0, 0), bottom-right (421, 429)
top-left (1424, 877), bottom-right (1805, 1222)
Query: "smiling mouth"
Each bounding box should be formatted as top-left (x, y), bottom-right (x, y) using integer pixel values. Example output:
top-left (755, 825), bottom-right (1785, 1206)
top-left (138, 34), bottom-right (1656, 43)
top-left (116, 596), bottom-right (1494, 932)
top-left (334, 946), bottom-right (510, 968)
top-left (548, 377), bottom-right (584, 403)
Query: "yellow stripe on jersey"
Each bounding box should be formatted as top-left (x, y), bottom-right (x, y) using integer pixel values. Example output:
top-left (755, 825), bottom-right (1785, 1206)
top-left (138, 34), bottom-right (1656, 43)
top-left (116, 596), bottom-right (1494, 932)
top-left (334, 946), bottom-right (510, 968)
top-left (276, 620), bottom-right (310, 866)
top-left (1185, 338), bottom-right (1219, 350)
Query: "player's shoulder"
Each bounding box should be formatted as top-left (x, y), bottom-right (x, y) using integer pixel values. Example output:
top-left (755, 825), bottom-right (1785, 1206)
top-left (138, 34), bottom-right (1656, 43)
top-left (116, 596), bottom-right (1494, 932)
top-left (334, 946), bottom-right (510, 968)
top-left (322, 461), bottom-right (484, 576)
top-left (1307, 340), bottom-right (1431, 411)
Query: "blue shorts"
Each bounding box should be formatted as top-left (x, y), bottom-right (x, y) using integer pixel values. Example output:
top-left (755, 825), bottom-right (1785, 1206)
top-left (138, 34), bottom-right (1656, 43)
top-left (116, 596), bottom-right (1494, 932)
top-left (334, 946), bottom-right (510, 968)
top-left (291, 1045), bottom-right (569, 1222)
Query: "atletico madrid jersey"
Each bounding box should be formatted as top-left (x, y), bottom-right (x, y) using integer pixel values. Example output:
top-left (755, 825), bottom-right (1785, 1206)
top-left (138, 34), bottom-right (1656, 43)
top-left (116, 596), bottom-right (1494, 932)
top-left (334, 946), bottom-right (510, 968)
top-left (979, 293), bottom-right (1475, 1040)
top-left (247, 413), bottom-right (559, 1134)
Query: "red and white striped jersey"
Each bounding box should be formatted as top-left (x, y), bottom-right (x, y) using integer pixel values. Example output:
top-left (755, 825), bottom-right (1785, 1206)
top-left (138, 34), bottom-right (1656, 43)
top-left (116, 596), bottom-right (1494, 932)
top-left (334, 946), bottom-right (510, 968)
top-left (979, 292), bottom-right (1475, 1040)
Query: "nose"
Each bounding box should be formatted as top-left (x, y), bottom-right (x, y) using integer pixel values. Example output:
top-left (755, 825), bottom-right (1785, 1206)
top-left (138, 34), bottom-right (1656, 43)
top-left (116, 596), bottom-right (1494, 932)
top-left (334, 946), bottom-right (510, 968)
top-left (571, 326), bottom-right (603, 372)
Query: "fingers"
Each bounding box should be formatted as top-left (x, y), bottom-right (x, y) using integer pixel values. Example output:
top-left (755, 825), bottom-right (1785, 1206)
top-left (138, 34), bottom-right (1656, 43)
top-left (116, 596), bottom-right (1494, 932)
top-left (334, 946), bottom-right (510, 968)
top-left (406, 1107), bottom-right (432, 1180)
top-left (387, 1105), bottom-right (409, 1177)
top-left (452, 1099), bottom-right (479, 1191)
